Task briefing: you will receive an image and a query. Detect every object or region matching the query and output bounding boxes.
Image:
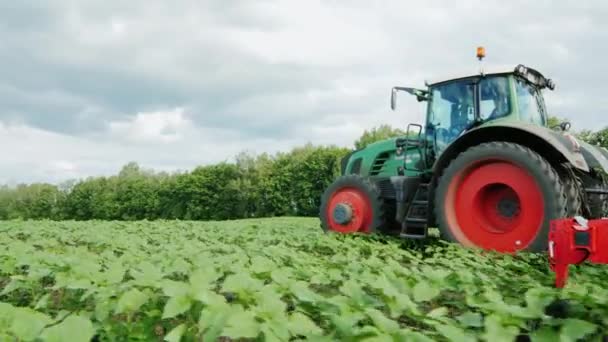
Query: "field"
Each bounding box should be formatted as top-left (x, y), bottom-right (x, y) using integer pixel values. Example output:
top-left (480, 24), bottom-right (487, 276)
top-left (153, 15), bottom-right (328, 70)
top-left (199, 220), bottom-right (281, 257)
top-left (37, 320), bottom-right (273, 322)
top-left (1, 218), bottom-right (607, 342)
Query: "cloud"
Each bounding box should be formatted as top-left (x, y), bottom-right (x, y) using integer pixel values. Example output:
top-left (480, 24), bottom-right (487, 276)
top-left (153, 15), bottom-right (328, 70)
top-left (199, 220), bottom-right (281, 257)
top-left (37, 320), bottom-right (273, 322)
top-left (1, 1), bottom-right (608, 183)
top-left (108, 108), bottom-right (192, 144)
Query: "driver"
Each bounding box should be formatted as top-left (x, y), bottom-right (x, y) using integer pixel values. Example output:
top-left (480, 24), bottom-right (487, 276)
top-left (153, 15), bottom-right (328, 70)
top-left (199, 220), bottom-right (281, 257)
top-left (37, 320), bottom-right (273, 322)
top-left (450, 84), bottom-right (474, 134)
top-left (487, 77), bottom-right (509, 118)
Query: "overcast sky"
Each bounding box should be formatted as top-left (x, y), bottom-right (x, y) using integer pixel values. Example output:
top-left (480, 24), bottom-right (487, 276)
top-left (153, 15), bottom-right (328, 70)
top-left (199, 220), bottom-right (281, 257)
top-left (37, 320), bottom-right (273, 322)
top-left (1, 1), bottom-right (607, 184)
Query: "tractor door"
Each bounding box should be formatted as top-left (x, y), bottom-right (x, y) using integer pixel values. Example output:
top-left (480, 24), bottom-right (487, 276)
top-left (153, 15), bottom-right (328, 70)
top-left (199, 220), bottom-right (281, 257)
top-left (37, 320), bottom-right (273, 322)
top-left (426, 80), bottom-right (477, 161)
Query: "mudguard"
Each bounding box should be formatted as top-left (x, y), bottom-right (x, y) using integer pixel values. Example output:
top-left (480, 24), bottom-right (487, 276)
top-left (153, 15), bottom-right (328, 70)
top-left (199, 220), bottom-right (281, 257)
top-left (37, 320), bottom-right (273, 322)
top-left (432, 122), bottom-right (591, 174)
top-left (579, 141), bottom-right (608, 174)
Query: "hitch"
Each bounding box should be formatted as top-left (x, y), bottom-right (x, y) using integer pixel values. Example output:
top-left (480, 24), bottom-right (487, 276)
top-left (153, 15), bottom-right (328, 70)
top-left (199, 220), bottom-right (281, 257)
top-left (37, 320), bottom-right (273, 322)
top-left (548, 217), bottom-right (608, 288)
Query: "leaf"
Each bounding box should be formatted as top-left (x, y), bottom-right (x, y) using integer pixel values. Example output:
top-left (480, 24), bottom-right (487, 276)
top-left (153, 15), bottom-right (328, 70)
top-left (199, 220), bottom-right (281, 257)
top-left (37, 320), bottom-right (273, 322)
top-left (531, 326), bottom-right (559, 342)
top-left (162, 295), bottom-right (192, 319)
top-left (66, 278), bottom-right (93, 290)
top-left (164, 324), bottom-right (186, 342)
top-left (201, 288), bottom-right (229, 306)
top-left (222, 308), bottom-right (260, 339)
top-left (482, 314), bottom-right (519, 342)
top-left (389, 293), bottom-right (420, 317)
top-left (40, 315), bottom-right (95, 342)
top-left (189, 267), bottom-right (220, 288)
top-left (250, 255), bottom-right (276, 274)
top-left (288, 312), bottom-right (322, 337)
top-left (456, 311), bottom-right (483, 328)
top-left (35, 294), bottom-right (51, 310)
top-left (10, 308), bottom-right (53, 341)
top-left (290, 281), bottom-right (320, 303)
top-left (105, 262), bottom-right (125, 284)
top-left (412, 281), bottom-right (440, 303)
top-left (559, 319), bottom-right (596, 342)
top-left (132, 261), bottom-right (163, 285)
top-left (115, 288), bottom-right (149, 314)
top-left (199, 304), bottom-right (231, 342)
top-left (222, 272), bottom-right (263, 296)
top-left (161, 280), bottom-right (190, 297)
top-left (95, 298), bottom-right (114, 322)
top-left (365, 309), bottom-right (399, 334)
top-left (427, 307), bottom-right (448, 319)
top-left (261, 319), bottom-right (290, 342)
top-left (1, 279), bottom-right (25, 295)
top-left (435, 324), bottom-right (476, 342)
top-left (524, 288), bottom-right (555, 317)
top-left (0, 303), bottom-right (15, 329)
top-left (360, 334), bottom-right (393, 342)
top-left (399, 330), bottom-right (436, 342)
top-left (256, 286), bottom-right (287, 318)
top-left (271, 268), bottom-right (294, 287)
top-left (339, 280), bottom-right (365, 299)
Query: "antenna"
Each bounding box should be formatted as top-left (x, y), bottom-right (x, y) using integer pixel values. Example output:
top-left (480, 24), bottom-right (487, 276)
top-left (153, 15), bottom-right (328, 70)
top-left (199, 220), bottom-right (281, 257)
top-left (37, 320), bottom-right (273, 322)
top-left (476, 46), bottom-right (486, 75)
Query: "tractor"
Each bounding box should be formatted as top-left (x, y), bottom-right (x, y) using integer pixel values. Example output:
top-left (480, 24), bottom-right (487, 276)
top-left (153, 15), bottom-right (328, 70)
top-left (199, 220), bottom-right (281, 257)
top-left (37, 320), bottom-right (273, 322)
top-left (319, 48), bottom-right (608, 253)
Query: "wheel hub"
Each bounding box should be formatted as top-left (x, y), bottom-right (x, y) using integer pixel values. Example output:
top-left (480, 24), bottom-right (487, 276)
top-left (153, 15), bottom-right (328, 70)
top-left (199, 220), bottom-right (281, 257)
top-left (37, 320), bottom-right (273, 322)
top-left (496, 195), bottom-right (520, 219)
top-left (332, 203), bottom-right (353, 225)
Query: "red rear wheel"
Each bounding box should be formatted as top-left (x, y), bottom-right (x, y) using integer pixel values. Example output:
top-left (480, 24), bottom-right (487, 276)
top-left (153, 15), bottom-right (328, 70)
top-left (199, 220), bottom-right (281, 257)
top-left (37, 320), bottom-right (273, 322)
top-left (435, 142), bottom-right (567, 253)
top-left (447, 161), bottom-right (545, 251)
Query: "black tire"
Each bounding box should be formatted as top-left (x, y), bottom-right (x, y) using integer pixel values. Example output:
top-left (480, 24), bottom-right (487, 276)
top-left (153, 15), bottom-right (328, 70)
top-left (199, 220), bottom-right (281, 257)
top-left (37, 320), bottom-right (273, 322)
top-left (319, 175), bottom-right (386, 234)
top-left (434, 142), bottom-right (567, 253)
top-left (587, 178), bottom-right (608, 218)
top-left (561, 175), bottom-right (582, 217)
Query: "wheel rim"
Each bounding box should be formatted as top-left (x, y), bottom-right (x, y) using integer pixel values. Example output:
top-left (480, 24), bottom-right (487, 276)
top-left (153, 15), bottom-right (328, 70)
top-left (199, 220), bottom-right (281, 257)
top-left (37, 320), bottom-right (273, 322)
top-left (325, 187), bottom-right (373, 233)
top-left (444, 160), bottom-right (545, 252)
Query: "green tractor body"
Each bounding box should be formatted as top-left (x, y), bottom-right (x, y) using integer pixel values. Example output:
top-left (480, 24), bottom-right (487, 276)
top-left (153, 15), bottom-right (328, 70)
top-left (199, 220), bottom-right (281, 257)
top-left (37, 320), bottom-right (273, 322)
top-left (321, 63), bottom-right (608, 253)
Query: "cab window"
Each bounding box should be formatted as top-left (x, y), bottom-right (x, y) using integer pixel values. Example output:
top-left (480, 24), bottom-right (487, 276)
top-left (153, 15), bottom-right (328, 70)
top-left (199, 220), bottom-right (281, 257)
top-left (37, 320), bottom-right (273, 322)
top-left (479, 76), bottom-right (511, 120)
top-left (428, 81), bottom-right (475, 153)
top-left (516, 78), bottom-right (546, 126)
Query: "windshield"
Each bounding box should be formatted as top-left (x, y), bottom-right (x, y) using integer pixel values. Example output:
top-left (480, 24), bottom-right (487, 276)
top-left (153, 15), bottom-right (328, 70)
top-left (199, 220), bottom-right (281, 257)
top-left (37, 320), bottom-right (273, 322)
top-left (515, 77), bottom-right (546, 126)
top-left (428, 81), bottom-right (475, 153)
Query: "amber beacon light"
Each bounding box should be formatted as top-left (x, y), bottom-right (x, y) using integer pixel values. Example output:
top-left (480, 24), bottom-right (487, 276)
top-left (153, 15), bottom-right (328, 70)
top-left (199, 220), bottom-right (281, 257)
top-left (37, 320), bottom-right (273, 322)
top-left (476, 46), bottom-right (486, 60)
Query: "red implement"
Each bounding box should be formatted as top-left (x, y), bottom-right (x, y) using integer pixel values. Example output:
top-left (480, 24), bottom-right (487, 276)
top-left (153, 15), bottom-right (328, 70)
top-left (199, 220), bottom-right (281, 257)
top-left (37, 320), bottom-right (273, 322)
top-left (548, 217), bottom-right (608, 288)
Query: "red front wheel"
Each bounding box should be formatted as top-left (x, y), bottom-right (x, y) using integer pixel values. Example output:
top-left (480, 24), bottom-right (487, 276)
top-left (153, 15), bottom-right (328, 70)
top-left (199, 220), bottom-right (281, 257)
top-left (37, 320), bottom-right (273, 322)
top-left (435, 142), bottom-right (568, 253)
top-left (320, 175), bottom-right (386, 234)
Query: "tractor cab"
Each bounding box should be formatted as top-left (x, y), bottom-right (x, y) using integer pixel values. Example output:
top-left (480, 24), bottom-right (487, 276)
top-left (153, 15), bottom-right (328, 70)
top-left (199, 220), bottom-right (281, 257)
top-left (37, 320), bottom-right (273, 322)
top-left (392, 64), bottom-right (555, 161)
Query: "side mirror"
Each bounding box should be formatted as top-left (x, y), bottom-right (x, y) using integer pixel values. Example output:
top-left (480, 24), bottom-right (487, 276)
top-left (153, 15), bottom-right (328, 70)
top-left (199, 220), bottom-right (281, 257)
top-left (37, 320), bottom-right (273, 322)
top-left (390, 87), bottom-right (429, 111)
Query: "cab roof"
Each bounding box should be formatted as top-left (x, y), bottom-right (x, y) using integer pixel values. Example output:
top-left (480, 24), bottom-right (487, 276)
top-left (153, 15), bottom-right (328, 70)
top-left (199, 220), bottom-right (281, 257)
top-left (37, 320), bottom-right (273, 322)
top-left (425, 64), bottom-right (555, 90)
top-left (425, 65), bottom-right (515, 86)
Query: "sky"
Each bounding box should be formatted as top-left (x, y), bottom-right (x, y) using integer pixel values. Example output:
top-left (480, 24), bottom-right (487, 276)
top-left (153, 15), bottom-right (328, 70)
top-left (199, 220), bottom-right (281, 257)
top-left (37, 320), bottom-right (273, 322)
top-left (1, 1), bottom-right (608, 185)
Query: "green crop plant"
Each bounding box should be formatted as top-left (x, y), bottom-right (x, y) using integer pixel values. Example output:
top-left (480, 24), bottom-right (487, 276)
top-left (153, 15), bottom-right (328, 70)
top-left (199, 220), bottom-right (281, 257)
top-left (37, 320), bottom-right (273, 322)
top-left (0, 218), bottom-right (607, 341)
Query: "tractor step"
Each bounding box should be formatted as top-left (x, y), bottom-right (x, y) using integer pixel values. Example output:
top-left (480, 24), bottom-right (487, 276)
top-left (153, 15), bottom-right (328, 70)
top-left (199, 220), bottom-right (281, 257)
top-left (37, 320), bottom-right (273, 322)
top-left (400, 222), bottom-right (428, 239)
top-left (399, 183), bottom-right (429, 239)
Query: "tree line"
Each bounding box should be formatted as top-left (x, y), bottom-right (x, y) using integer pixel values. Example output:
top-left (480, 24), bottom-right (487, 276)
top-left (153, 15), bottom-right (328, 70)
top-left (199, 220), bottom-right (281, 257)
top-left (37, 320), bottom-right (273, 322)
top-left (0, 144), bottom-right (351, 221)
top-left (0, 123), bottom-right (606, 221)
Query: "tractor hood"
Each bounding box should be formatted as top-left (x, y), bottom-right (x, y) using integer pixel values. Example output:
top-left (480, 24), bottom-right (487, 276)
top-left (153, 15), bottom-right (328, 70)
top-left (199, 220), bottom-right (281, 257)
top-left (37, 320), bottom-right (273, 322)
top-left (342, 137), bottom-right (405, 177)
top-left (365, 137), bottom-right (399, 150)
